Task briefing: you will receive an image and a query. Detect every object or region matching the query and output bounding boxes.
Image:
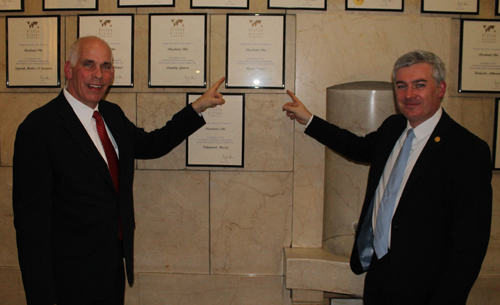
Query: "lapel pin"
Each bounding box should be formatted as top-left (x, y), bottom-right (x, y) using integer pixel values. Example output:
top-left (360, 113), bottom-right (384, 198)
top-left (435, 136), bottom-right (441, 143)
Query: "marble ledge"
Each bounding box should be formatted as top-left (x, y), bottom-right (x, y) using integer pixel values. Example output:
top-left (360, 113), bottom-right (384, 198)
top-left (284, 247), bottom-right (365, 298)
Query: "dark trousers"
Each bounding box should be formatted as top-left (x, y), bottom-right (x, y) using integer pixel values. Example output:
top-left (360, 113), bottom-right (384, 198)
top-left (363, 252), bottom-right (392, 305)
top-left (92, 241), bottom-right (126, 305)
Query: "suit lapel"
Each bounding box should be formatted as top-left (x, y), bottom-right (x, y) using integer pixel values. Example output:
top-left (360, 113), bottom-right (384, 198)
top-left (55, 92), bottom-right (117, 192)
top-left (399, 110), bottom-right (453, 202)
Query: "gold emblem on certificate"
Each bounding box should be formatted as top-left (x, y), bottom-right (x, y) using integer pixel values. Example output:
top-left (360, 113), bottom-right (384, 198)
top-left (353, 0), bottom-right (364, 5)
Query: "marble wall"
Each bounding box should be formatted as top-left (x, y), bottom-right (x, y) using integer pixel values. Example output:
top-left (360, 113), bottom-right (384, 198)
top-left (0, 0), bottom-right (499, 304)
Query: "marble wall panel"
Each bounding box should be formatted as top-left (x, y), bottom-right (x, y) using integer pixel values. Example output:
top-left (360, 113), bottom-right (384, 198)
top-left (138, 273), bottom-right (284, 305)
top-left (242, 94), bottom-right (294, 171)
top-left (0, 268), bottom-right (26, 305)
top-left (210, 171), bottom-right (293, 275)
top-left (136, 93), bottom-right (189, 169)
top-left (133, 170), bottom-right (210, 274)
top-left (0, 168), bottom-right (17, 267)
top-left (0, 93), bottom-right (59, 166)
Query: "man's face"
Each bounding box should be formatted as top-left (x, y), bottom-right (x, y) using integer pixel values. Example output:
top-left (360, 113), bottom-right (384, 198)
top-left (64, 38), bottom-right (114, 109)
top-left (394, 62), bottom-right (446, 128)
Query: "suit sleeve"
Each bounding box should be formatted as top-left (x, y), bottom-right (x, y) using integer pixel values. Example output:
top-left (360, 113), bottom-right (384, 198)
top-left (120, 104), bottom-right (206, 160)
top-left (304, 115), bottom-right (378, 163)
top-left (430, 138), bottom-right (492, 304)
top-left (13, 118), bottom-right (58, 305)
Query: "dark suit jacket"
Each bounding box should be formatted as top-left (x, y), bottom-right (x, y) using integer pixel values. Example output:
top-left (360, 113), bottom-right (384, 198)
top-left (13, 91), bottom-right (206, 304)
top-left (305, 110), bottom-right (492, 304)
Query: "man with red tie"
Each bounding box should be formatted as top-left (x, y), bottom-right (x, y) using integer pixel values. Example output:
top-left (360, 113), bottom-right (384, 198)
top-left (13, 36), bottom-right (225, 305)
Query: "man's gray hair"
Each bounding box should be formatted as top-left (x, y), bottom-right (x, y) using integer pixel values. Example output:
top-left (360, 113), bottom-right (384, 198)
top-left (392, 50), bottom-right (446, 85)
top-left (67, 36), bottom-right (113, 67)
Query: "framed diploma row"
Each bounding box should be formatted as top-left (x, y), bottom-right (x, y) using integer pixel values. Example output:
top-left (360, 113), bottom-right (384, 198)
top-left (459, 19), bottom-right (500, 93)
top-left (268, 0), bottom-right (326, 10)
top-left (78, 14), bottom-right (134, 87)
top-left (493, 98), bottom-right (500, 169)
top-left (421, 0), bottom-right (478, 14)
top-left (6, 16), bottom-right (60, 87)
top-left (226, 14), bottom-right (285, 89)
top-left (186, 93), bottom-right (244, 167)
top-left (118, 0), bottom-right (173, 7)
top-left (191, 0), bottom-right (248, 9)
top-left (345, 0), bottom-right (403, 11)
top-left (0, 0), bottom-right (23, 12)
top-left (43, 0), bottom-right (97, 10)
top-left (149, 14), bottom-right (207, 88)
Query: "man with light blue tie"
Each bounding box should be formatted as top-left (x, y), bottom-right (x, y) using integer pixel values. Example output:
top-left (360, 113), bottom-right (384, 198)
top-left (282, 51), bottom-right (492, 305)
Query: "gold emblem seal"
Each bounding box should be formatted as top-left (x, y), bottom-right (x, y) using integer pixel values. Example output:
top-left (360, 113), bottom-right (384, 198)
top-left (353, 0), bottom-right (364, 5)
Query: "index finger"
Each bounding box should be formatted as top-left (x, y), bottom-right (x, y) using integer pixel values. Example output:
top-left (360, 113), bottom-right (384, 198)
top-left (210, 77), bottom-right (225, 91)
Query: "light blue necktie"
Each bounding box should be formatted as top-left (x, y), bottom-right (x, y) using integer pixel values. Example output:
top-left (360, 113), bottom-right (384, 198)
top-left (373, 129), bottom-right (415, 259)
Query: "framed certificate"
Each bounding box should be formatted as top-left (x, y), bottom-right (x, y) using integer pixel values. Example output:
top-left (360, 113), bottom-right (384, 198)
top-left (497, 0), bottom-right (500, 16)
top-left (118, 0), bottom-right (174, 7)
top-left (43, 0), bottom-right (97, 10)
top-left (268, 0), bottom-right (326, 10)
top-left (493, 98), bottom-right (500, 169)
top-left (6, 16), bottom-right (60, 88)
top-left (459, 19), bottom-right (500, 93)
top-left (186, 93), bottom-right (244, 167)
top-left (345, 0), bottom-right (403, 11)
top-left (226, 14), bottom-right (285, 89)
top-left (421, 0), bottom-right (478, 14)
top-left (0, 0), bottom-right (23, 12)
top-left (149, 14), bottom-right (207, 88)
top-left (78, 14), bottom-right (134, 87)
top-left (191, 0), bottom-right (248, 9)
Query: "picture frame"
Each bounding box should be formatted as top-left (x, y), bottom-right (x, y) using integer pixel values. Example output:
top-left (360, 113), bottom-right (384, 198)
top-left (268, 0), bottom-right (326, 10)
top-left (0, 0), bottom-right (23, 12)
top-left (186, 93), bottom-right (245, 168)
top-left (345, 0), bottom-right (403, 12)
top-left (6, 15), bottom-right (61, 88)
top-left (492, 98), bottom-right (500, 169)
top-left (190, 0), bottom-right (248, 9)
top-left (149, 13), bottom-right (207, 88)
top-left (421, 0), bottom-right (478, 14)
top-left (458, 19), bottom-right (500, 93)
top-left (226, 14), bottom-right (286, 89)
top-left (43, 0), bottom-right (98, 10)
top-left (118, 0), bottom-right (174, 7)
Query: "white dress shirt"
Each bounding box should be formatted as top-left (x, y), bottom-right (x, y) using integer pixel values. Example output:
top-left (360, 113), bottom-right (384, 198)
top-left (64, 89), bottom-right (119, 165)
top-left (372, 108), bottom-right (442, 246)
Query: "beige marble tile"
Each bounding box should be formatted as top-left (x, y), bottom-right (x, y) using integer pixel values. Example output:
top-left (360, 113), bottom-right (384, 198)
top-left (479, 174), bottom-right (500, 277)
top-left (136, 93), bottom-right (189, 170)
top-left (284, 248), bottom-right (365, 297)
top-left (0, 267), bottom-right (26, 305)
top-left (0, 168), bottom-right (17, 267)
top-left (467, 277), bottom-right (500, 305)
top-left (0, 93), bottom-right (59, 167)
top-left (133, 170), bottom-right (210, 274)
top-left (210, 171), bottom-right (293, 275)
top-left (244, 94), bottom-right (294, 171)
top-left (138, 273), bottom-right (284, 305)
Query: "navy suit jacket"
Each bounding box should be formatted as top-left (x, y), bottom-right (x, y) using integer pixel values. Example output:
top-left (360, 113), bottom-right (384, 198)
top-left (13, 91), bottom-right (205, 304)
top-left (305, 110), bottom-right (492, 304)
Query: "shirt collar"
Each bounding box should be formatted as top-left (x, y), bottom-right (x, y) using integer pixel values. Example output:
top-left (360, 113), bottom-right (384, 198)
top-left (406, 107), bottom-right (442, 141)
top-left (64, 88), bottom-right (99, 123)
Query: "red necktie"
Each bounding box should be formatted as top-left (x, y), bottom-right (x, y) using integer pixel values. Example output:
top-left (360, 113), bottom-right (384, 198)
top-left (93, 111), bottom-right (122, 239)
top-left (93, 111), bottom-right (120, 192)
